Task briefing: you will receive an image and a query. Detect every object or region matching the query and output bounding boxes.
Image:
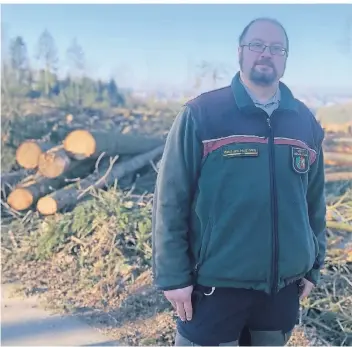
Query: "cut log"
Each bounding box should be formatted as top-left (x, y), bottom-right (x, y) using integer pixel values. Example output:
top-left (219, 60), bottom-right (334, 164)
top-left (323, 142), bottom-right (352, 154)
top-left (37, 145), bottom-right (94, 179)
top-left (37, 145), bottom-right (164, 215)
top-left (7, 160), bottom-right (97, 211)
top-left (63, 129), bottom-right (164, 160)
top-left (324, 146), bottom-right (352, 155)
top-left (1, 169), bottom-right (33, 196)
top-left (16, 140), bottom-right (56, 169)
top-left (133, 170), bottom-right (158, 193)
top-left (331, 137), bottom-right (352, 144)
top-left (324, 152), bottom-right (352, 166)
top-left (37, 146), bottom-right (72, 178)
top-left (325, 171), bottom-right (352, 182)
top-left (327, 221), bottom-right (352, 233)
top-left (7, 174), bottom-right (56, 211)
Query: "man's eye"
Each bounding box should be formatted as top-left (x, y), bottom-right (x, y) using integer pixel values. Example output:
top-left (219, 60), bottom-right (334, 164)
top-left (272, 46), bottom-right (284, 53)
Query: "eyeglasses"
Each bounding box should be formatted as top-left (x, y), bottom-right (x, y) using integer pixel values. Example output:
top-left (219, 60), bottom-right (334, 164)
top-left (241, 42), bottom-right (288, 56)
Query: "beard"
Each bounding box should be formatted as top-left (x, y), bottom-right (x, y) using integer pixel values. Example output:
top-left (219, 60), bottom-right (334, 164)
top-left (240, 54), bottom-right (278, 86)
top-left (250, 63), bottom-right (277, 86)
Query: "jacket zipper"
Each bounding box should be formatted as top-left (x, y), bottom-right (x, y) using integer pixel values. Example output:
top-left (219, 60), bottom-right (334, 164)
top-left (267, 115), bottom-right (279, 295)
top-left (194, 114), bottom-right (280, 293)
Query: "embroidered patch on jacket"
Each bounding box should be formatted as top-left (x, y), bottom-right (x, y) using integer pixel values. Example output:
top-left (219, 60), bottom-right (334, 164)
top-left (223, 147), bottom-right (259, 158)
top-left (292, 147), bottom-right (310, 173)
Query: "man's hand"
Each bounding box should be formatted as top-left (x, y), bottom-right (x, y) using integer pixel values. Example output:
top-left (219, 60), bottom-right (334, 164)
top-left (299, 278), bottom-right (314, 299)
top-left (164, 285), bottom-right (194, 321)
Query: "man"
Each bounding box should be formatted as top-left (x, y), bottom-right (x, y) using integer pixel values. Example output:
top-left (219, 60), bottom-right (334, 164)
top-left (152, 17), bottom-right (326, 346)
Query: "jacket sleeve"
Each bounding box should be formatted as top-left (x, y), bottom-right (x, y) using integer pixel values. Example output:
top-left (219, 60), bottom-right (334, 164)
top-left (305, 130), bottom-right (327, 286)
top-left (152, 105), bottom-right (203, 291)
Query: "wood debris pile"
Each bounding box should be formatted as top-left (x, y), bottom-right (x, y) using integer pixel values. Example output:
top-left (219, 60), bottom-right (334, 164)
top-left (323, 134), bottom-right (352, 186)
top-left (1, 110), bottom-right (352, 346)
top-left (1, 113), bottom-right (165, 216)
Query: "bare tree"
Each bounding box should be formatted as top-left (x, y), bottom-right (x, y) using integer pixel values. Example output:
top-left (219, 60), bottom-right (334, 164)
top-left (36, 29), bottom-right (59, 96)
top-left (1, 22), bottom-right (11, 99)
top-left (194, 60), bottom-right (231, 92)
top-left (9, 36), bottom-right (29, 87)
top-left (66, 37), bottom-right (85, 77)
top-left (1, 24), bottom-right (22, 116)
top-left (65, 38), bottom-right (86, 108)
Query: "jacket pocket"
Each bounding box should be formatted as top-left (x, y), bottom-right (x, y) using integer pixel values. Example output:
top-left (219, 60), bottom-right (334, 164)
top-left (195, 218), bottom-right (213, 272)
top-left (312, 230), bottom-right (319, 260)
top-left (284, 272), bottom-right (306, 286)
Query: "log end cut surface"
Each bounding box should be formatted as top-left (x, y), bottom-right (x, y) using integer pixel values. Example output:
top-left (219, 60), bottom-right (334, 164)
top-left (16, 141), bottom-right (43, 169)
top-left (38, 151), bottom-right (70, 178)
top-left (64, 130), bottom-right (96, 160)
top-left (7, 188), bottom-right (33, 211)
top-left (37, 196), bottom-right (58, 215)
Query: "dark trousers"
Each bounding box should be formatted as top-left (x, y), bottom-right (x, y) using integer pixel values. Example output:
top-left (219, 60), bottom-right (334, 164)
top-left (176, 282), bottom-right (300, 346)
top-left (238, 326), bottom-right (251, 346)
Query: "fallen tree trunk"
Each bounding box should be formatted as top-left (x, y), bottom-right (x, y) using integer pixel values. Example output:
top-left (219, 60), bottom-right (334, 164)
top-left (63, 129), bottom-right (164, 160)
top-left (7, 174), bottom-right (63, 211)
top-left (324, 152), bottom-right (352, 166)
top-left (7, 159), bottom-right (97, 211)
top-left (16, 140), bottom-right (56, 169)
top-left (325, 161), bottom-right (352, 168)
top-left (323, 142), bottom-right (352, 152)
top-left (1, 169), bottom-right (33, 196)
top-left (37, 145), bottom-right (164, 215)
top-left (327, 221), bottom-right (352, 233)
top-left (133, 170), bottom-right (158, 194)
top-left (325, 171), bottom-right (352, 182)
top-left (331, 137), bottom-right (352, 144)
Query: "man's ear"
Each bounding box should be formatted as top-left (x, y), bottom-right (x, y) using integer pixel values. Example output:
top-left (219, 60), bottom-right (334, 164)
top-left (238, 46), bottom-right (242, 61)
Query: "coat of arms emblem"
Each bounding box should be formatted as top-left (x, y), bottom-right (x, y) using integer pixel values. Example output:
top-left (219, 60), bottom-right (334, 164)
top-left (292, 147), bottom-right (310, 173)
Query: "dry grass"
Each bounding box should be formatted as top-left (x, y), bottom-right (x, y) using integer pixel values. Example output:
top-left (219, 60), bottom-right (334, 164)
top-left (1, 185), bottom-right (351, 346)
top-left (1, 98), bottom-right (351, 346)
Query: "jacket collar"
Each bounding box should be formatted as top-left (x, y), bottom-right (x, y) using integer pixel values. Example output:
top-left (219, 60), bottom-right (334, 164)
top-left (231, 71), bottom-right (299, 114)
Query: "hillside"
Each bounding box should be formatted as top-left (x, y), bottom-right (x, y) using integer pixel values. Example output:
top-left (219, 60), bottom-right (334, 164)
top-left (316, 101), bottom-right (352, 126)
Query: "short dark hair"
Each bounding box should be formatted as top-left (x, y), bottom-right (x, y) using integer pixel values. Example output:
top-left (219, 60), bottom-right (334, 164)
top-left (239, 17), bottom-right (289, 53)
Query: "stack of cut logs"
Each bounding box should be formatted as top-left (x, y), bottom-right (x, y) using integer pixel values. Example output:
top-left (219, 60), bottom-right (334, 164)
top-left (2, 128), bottom-right (352, 217)
top-left (322, 135), bottom-right (352, 187)
top-left (1, 129), bottom-right (165, 216)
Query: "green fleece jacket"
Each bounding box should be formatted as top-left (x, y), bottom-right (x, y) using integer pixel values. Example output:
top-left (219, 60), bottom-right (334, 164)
top-left (152, 72), bottom-right (327, 295)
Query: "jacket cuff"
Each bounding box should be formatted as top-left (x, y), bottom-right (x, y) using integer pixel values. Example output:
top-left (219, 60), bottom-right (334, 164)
top-left (154, 277), bottom-right (195, 291)
top-left (304, 268), bottom-right (320, 286)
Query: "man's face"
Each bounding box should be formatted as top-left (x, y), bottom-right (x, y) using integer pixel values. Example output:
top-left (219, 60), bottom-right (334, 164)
top-left (239, 20), bottom-right (288, 86)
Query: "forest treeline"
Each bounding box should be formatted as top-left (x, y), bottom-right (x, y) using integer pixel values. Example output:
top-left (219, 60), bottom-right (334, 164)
top-left (1, 29), bottom-right (125, 110)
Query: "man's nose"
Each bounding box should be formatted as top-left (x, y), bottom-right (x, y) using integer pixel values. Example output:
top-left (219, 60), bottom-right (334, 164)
top-left (260, 46), bottom-right (272, 58)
